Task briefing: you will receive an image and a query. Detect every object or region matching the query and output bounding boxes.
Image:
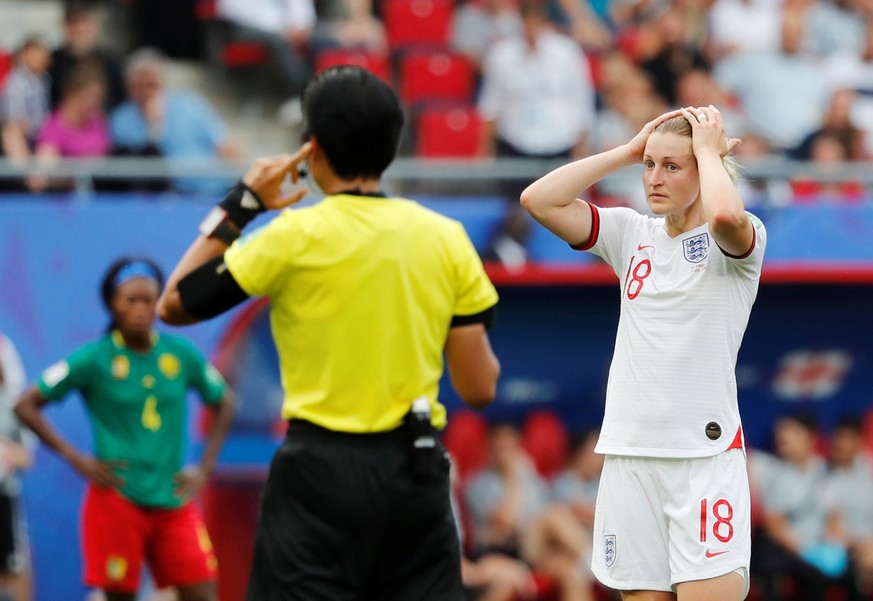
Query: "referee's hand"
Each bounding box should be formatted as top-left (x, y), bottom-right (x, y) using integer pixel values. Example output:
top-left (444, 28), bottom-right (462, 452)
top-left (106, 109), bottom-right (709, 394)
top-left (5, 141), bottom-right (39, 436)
top-left (242, 143), bottom-right (312, 210)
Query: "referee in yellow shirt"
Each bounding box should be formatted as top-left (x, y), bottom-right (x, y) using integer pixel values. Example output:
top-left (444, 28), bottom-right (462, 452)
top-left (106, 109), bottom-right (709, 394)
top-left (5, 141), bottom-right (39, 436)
top-left (157, 66), bottom-right (500, 600)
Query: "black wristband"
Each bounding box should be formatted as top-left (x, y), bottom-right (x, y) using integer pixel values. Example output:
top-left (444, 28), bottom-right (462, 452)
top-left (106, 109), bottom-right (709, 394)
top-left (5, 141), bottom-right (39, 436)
top-left (218, 181), bottom-right (265, 228)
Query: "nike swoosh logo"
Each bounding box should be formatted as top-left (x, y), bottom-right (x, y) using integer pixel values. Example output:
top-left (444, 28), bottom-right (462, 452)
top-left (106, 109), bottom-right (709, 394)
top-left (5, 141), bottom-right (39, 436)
top-left (637, 244), bottom-right (654, 251)
top-left (705, 549), bottom-right (730, 558)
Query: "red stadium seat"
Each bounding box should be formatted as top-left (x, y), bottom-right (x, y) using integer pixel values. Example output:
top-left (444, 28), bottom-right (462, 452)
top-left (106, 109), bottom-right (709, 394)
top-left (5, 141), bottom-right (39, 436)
top-left (314, 48), bottom-right (391, 82)
top-left (522, 410), bottom-right (569, 479)
top-left (196, 0), bottom-right (271, 69)
top-left (416, 105), bottom-right (482, 157)
top-left (442, 408), bottom-right (489, 482)
top-left (398, 51), bottom-right (474, 107)
top-left (383, 0), bottom-right (453, 51)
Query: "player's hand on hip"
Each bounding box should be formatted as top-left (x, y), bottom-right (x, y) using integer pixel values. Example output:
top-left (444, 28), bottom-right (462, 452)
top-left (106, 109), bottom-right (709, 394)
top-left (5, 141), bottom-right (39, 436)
top-left (71, 454), bottom-right (127, 489)
top-left (173, 466), bottom-right (208, 501)
top-left (625, 108), bottom-right (684, 162)
top-left (242, 143), bottom-right (312, 210)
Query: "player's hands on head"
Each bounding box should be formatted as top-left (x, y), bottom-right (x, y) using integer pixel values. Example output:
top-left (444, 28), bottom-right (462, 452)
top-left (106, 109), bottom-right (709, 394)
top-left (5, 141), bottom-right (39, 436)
top-left (625, 108), bottom-right (683, 162)
top-left (681, 105), bottom-right (741, 158)
top-left (173, 466), bottom-right (208, 501)
top-left (242, 143), bottom-right (312, 210)
top-left (71, 454), bottom-right (127, 489)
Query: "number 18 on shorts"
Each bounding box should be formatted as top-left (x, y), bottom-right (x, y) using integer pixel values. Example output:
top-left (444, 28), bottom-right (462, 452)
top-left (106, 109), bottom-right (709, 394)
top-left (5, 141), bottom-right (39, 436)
top-left (591, 450), bottom-right (752, 593)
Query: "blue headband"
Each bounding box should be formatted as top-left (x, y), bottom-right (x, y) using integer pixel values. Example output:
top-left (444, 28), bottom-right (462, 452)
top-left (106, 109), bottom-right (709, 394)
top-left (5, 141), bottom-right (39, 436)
top-left (114, 261), bottom-right (160, 290)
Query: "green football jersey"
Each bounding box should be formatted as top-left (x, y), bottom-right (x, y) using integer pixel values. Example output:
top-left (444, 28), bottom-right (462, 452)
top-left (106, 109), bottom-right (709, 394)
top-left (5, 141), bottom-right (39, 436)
top-left (38, 331), bottom-right (226, 508)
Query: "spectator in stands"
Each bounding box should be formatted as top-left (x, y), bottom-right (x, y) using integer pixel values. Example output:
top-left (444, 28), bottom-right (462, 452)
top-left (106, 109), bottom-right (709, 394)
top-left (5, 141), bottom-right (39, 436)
top-left (789, 130), bottom-right (866, 202)
top-left (461, 554), bottom-right (537, 601)
top-left (823, 18), bottom-right (873, 93)
top-left (752, 413), bottom-right (859, 601)
top-left (310, 0), bottom-right (387, 56)
top-left (217, 0), bottom-right (315, 99)
top-left (706, 0), bottom-right (781, 60)
top-left (27, 59), bottom-right (110, 192)
top-left (637, 3), bottom-right (708, 105)
top-left (0, 333), bottom-right (34, 601)
top-left (465, 422), bottom-right (593, 601)
top-left (732, 130), bottom-right (794, 208)
top-left (713, 2), bottom-right (831, 151)
top-left (49, 1), bottom-right (125, 112)
top-left (800, 0), bottom-right (870, 58)
top-left (824, 416), bottom-right (873, 595)
top-left (451, 0), bottom-right (523, 74)
top-left (109, 48), bottom-right (242, 194)
top-left (551, 429), bottom-right (602, 535)
top-left (477, 0), bottom-right (595, 162)
top-left (0, 38), bottom-right (51, 168)
top-left (36, 60), bottom-right (110, 160)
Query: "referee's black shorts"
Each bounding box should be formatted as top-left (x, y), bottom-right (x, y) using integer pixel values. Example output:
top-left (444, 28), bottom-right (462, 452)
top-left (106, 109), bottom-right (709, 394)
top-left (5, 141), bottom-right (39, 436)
top-left (246, 420), bottom-right (464, 601)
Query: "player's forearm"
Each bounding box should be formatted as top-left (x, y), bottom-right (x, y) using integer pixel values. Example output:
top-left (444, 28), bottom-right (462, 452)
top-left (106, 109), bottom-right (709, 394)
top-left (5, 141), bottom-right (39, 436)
top-left (697, 149), bottom-right (745, 227)
top-left (14, 388), bottom-right (80, 465)
top-left (521, 144), bottom-right (635, 214)
top-left (199, 391), bottom-right (236, 476)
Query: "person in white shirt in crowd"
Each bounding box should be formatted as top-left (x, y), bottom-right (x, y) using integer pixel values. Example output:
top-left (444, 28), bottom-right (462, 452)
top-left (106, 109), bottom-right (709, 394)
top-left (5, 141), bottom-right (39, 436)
top-left (824, 416), bottom-right (873, 597)
top-left (521, 104), bottom-right (765, 601)
top-left (477, 0), bottom-right (595, 162)
top-left (713, 3), bottom-right (830, 151)
top-left (706, 0), bottom-right (782, 60)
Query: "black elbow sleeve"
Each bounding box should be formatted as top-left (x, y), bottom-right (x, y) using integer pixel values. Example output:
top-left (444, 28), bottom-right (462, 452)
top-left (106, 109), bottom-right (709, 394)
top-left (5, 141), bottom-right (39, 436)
top-left (177, 257), bottom-right (250, 320)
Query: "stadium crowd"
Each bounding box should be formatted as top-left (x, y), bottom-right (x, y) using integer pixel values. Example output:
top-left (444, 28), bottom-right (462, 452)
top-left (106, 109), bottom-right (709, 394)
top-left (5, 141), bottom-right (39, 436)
top-left (0, 0), bottom-right (871, 202)
top-left (446, 410), bottom-right (873, 601)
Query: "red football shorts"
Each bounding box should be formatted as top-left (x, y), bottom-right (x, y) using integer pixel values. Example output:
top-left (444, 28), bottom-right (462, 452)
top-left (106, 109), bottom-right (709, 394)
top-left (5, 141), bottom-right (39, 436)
top-left (81, 484), bottom-right (218, 593)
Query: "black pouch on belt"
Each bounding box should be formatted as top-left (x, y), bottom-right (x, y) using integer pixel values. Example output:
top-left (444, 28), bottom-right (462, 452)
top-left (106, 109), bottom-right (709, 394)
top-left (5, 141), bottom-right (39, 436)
top-left (404, 397), bottom-right (441, 482)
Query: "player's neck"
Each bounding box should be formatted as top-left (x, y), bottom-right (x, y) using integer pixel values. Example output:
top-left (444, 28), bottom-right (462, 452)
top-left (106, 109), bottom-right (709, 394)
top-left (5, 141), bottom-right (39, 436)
top-left (119, 330), bottom-right (154, 353)
top-left (664, 203), bottom-right (705, 238)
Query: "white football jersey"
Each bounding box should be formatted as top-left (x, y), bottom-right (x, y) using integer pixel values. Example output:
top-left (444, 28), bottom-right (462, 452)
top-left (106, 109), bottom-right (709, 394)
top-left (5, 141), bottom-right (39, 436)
top-left (581, 204), bottom-right (767, 458)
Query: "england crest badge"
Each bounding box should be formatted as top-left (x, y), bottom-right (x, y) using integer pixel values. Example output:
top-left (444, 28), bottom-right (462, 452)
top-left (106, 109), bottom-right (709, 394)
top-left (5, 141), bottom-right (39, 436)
top-left (604, 535), bottom-right (617, 567)
top-left (683, 233), bottom-right (709, 263)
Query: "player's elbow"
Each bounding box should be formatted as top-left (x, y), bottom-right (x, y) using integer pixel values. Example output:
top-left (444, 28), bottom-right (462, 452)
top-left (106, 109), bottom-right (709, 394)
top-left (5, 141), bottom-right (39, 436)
top-left (519, 187), bottom-right (541, 217)
top-left (156, 290), bottom-right (191, 326)
top-left (708, 206), bottom-right (746, 234)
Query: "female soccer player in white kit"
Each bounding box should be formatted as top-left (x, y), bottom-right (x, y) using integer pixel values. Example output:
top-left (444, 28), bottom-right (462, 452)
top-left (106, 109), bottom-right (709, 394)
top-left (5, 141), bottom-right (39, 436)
top-left (521, 105), bottom-right (766, 601)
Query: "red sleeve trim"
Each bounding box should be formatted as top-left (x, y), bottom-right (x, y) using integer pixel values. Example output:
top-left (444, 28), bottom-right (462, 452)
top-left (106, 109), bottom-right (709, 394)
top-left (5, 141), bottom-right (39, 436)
top-left (718, 225), bottom-right (756, 260)
top-left (569, 202), bottom-right (600, 251)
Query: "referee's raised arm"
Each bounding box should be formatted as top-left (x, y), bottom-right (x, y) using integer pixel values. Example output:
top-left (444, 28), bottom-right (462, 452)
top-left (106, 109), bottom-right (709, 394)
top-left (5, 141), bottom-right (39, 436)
top-left (157, 147), bottom-right (311, 325)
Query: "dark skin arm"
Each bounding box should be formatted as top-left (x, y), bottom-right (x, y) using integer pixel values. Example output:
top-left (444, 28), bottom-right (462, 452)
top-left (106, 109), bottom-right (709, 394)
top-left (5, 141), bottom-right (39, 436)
top-left (14, 386), bottom-right (125, 488)
top-left (173, 389), bottom-right (236, 500)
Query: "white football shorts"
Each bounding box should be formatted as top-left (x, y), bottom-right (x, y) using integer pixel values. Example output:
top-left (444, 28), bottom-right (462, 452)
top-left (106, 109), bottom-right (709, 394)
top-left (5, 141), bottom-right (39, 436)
top-left (591, 449), bottom-right (751, 596)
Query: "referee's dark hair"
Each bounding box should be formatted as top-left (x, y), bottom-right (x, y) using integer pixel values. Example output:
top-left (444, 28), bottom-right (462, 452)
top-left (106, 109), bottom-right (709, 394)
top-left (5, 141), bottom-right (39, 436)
top-left (100, 257), bottom-right (165, 332)
top-left (300, 65), bottom-right (404, 179)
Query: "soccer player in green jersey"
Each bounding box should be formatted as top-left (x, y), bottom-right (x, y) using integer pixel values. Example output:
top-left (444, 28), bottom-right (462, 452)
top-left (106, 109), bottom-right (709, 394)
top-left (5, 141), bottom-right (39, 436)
top-left (15, 257), bottom-right (235, 601)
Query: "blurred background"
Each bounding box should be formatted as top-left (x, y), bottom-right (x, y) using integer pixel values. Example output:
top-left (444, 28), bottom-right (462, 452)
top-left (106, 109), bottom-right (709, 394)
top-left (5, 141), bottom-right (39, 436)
top-left (0, 0), bottom-right (872, 599)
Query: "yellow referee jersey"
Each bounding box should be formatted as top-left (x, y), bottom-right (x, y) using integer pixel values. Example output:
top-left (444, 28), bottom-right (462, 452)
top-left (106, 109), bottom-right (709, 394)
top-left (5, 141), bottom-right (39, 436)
top-left (224, 194), bottom-right (498, 433)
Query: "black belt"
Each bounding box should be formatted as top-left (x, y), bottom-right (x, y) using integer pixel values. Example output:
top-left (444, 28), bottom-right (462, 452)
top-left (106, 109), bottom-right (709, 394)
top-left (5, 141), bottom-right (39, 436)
top-left (286, 419), bottom-right (407, 441)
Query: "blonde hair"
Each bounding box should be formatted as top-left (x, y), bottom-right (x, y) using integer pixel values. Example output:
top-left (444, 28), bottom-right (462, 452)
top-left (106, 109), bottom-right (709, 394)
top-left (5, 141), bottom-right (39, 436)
top-left (653, 116), bottom-right (741, 184)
